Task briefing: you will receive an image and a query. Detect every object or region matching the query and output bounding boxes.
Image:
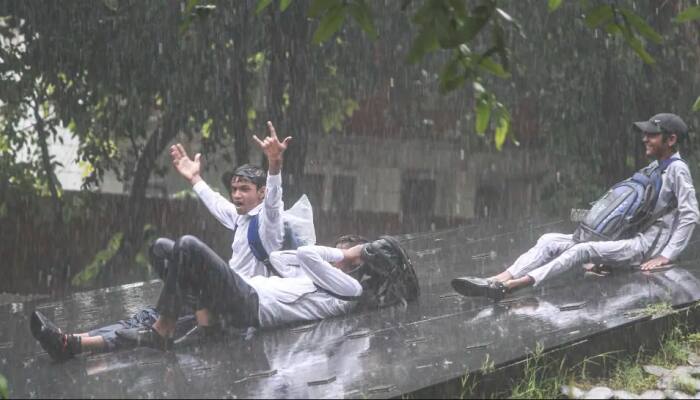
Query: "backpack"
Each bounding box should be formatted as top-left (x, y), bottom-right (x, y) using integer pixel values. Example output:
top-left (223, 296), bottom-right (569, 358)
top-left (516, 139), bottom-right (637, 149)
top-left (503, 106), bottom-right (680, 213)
top-left (248, 194), bottom-right (316, 276)
top-left (573, 158), bottom-right (682, 243)
top-left (347, 236), bottom-right (420, 309)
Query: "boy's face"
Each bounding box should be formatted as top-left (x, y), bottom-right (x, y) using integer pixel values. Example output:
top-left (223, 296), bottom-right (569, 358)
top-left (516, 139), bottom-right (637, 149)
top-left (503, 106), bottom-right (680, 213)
top-left (642, 132), bottom-right (677, 159)
top-left (230, 177), bottom-right (265, 215)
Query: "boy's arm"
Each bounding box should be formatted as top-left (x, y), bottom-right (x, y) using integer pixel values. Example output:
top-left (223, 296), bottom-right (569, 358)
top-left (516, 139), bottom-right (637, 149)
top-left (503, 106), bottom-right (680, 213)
top-left (659, 165), bottom-right (700, 261)
top-left (170, 143), bottom-right (238, 230)
top-left (255, 121), bottom-right (291, 254)
top-left (644, 164), bottom-right (700, 269)
top-left (297, 245), bottom-right (363, 298)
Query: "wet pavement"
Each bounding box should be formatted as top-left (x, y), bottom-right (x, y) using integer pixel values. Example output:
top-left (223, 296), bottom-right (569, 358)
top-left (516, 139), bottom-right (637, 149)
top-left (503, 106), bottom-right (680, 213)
top-left (2, 220), bottom-right (700, 398)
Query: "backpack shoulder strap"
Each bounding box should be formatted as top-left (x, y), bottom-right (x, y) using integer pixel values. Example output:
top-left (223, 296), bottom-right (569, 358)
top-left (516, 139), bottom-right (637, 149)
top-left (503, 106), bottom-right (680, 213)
top-left (659, 157), bottom-right (683, 172)
top-left (247, 214), bottom-right (282, 276)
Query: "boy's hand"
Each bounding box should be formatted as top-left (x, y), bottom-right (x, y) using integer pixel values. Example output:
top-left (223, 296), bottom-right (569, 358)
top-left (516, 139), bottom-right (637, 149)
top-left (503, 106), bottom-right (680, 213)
top-left (640, 256), bottom-right (671, 271)
top-left (253, 121), bottom-right (291, 175)
top-left (170, 143), bottom-right (202, 185)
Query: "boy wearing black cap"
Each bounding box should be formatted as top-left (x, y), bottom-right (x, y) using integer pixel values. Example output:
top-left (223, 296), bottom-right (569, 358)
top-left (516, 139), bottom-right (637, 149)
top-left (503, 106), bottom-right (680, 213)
top-left (453, 113), bottom-right (699, 300)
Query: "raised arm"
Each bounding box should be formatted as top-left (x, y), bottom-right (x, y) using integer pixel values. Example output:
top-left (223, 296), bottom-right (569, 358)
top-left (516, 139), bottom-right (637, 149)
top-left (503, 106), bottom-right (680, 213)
top-left (296, 245), bottom-right (363, 298)
top-left (170, 143), bottom-right (238, 230)
top-left (254, 121), bottom-right (292, 255)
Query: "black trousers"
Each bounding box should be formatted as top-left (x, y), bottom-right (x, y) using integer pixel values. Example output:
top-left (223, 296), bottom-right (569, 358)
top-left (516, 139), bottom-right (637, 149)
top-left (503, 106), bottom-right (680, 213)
top-left (155, 235), bottom-right (260, 328)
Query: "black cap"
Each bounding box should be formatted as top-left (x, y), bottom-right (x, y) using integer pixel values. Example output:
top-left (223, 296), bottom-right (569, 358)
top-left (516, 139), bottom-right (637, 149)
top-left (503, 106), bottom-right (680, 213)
top-left (633, 113), bottom-right (688, 137)
top-left (221, 164), bottom-right (266, 192)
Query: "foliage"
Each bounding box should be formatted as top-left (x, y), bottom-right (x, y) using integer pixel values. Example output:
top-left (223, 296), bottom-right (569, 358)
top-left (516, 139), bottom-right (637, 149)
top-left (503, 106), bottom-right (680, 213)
top-left (510, 343), bottom-right (567, 399)
top-left (607, 358), bottom-right (658, 393)
top-left (71, 232), bottom-right (123, 287)
top-left (258, 0), bottom-right (700, 152)
top-left (0, 373), bottom-right (6, 400)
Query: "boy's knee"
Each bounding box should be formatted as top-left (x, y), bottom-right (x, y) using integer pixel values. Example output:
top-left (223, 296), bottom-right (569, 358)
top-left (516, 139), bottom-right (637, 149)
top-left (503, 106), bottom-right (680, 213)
top-left (150, 238), bottom-right (174, 258)
top-left (175, 235), bottom-right (201, 253)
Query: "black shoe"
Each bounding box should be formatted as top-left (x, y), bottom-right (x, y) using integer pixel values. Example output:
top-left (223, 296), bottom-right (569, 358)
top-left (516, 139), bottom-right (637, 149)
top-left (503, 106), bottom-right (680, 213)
top-left (451, 277), bottom-right (509, 301)
top-left (30, 310), bottom-right (77, 362)
top-left (115, 326), bottom-right (173, 351)
top-left (173, 325), bottom-right (224, 348)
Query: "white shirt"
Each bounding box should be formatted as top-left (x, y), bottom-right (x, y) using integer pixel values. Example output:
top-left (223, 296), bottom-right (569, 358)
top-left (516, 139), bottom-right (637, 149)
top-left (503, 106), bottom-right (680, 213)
top-left (192, 173), bottom-right (284, 278)
top-left (247, 245), bottom-right (363, 328)
top-left (640, 152), bottom-right (700, 260)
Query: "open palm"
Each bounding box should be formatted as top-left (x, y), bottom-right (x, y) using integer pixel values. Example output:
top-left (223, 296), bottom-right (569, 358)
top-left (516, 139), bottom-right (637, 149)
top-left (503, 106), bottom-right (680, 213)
top-left (169, 143), bottom-right (201, 182)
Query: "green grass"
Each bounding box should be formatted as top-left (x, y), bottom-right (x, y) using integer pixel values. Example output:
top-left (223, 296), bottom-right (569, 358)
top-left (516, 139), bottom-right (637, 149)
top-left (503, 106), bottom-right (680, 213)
top-left (607, 359), bottom-right (658, 393)
top-left (642, 302), bottom-right (674, 318)
top-left (505, 326), bottom-right (699, 398)
top-left (649, 327), bottom-right (689, 368)
top-left (510, 344), bottom-right (568, 399)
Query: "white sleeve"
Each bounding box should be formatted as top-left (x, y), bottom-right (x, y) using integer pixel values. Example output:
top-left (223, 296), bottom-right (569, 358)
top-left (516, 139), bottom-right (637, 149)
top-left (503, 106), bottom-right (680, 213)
top-left (296, 245), bottom-right (362, 298)
top-left (192, 180), bottom-right (239, 230)
top-left (661, 164), bottom-right (700, 260)
top-left (259, 173), bottom-right (285, 255)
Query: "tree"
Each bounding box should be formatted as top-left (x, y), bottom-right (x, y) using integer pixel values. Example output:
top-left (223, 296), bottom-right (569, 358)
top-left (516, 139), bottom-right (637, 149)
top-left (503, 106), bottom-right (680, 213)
top-left (0, 1), bottom-right (265, 288)
top-left (258, 0), bottom-right (700, 149)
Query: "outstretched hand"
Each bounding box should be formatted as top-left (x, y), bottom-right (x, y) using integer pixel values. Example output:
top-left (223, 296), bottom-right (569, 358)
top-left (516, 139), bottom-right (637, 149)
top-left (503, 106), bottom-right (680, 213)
top-left (253, 121), bottom-right (291, 175)
top-left (169, 143), bottom-right (202, 185)
top-left (640, 256), bottom-right (671, 271)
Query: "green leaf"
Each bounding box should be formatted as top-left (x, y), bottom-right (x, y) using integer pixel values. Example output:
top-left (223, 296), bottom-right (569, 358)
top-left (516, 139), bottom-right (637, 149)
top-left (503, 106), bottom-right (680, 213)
top-left (280, 0), bottom-right (292, 12)
top-left (620, 28), bottom-right (655, 64)
top-left (456, 15), bottom-right (491, 43)
top-left (0, 373), bottom-right (7, 400)
top-left (692, 96), bottom-right (700, 112)
top-left (619, 7), bottom-right (663, 44)
top-left (548, 0), bottom-right (562, 12)
top-left (478, 56), bottom-right (510, 78)
top-left (407, 29), bottom-right (439, 63)
top-left (347, 1), bottom-right (377, 39)
top-left (201, 118), bottom-right (213, 139)
top-left (312, 5), bottom-right (347, 44)
top-left (675, 6), bottom-right (700, 23)
top-left (256, 0), bottom-right (273, 14)
top-left (72, 232), bottom-right (123, 287)
top-left (309, 0), bottom-right (338, 18)
top-left (494, 111), bottom-right (510, 151)
top-left (438, 56), bottom-right (465, 93)
top-left (475, 96), bottom-right (491, 135)
top-left (584, 4), bottom-right (613, 28)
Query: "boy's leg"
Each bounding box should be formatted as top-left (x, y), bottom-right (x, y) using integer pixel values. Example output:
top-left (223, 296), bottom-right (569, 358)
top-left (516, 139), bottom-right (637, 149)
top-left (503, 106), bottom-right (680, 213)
top-left (150, 238), bottom-right (175, 281)
top-left (498, 233), bottom-right (576, 281)
top-left (118, 235), bottom-right (260, 348)
top-left (525, 237), bottom-right (645, 287)
top-left (173, 235), bottom-right (260, 329)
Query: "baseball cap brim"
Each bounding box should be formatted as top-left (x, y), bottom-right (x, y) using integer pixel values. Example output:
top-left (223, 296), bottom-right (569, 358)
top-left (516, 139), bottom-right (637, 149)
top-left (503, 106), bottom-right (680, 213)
top-left (633, 121), bottom-right (662, 134)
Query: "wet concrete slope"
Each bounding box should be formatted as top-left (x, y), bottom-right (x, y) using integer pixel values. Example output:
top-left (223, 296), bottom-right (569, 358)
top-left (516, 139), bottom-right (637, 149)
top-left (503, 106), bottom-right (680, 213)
top-left (2, 220), bottom-right (700, 398)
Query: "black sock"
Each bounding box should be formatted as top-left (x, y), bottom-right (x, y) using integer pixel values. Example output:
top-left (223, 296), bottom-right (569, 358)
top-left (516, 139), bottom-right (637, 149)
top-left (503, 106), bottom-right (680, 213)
top-left (66, 335), bottom-right (82, 355)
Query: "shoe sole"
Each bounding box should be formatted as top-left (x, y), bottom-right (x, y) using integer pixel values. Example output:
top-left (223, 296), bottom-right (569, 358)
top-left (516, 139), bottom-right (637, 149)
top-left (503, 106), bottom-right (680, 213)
top-left (451, 278), bottom-right (490, 298)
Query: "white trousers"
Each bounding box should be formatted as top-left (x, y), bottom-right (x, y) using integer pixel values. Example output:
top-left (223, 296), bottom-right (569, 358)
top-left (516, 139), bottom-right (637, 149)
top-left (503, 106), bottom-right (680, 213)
top-left (505, 233), bottom-right (648, 286)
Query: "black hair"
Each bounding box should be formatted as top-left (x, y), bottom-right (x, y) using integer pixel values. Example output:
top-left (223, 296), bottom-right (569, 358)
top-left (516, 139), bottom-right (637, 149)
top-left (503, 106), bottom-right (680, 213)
top-left (660, 131), bottom-right (688, 152)
top-left (221, 164), bottom-right (267, 193)
top-left (334, 234), bottom-right (370, 249)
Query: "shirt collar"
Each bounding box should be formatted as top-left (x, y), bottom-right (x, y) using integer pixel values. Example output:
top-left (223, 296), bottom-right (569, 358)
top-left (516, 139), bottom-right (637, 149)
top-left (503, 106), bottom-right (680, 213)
top-left (246, 203), bottom-right (263, 217)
